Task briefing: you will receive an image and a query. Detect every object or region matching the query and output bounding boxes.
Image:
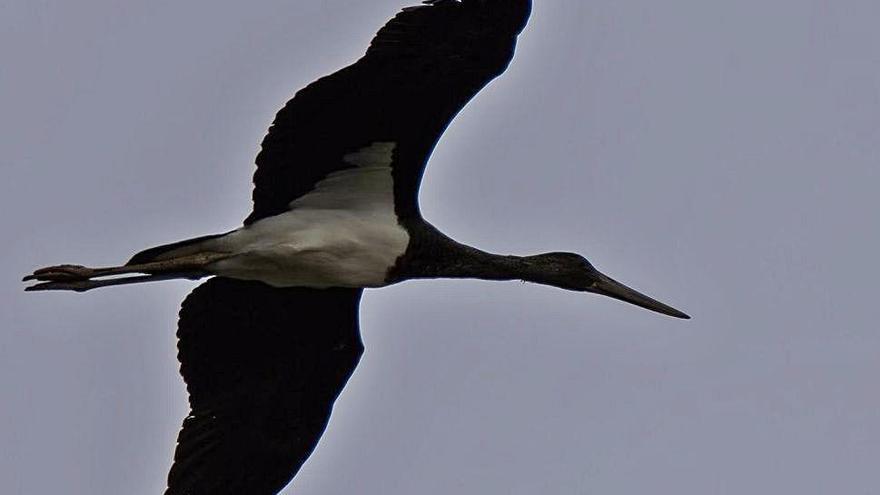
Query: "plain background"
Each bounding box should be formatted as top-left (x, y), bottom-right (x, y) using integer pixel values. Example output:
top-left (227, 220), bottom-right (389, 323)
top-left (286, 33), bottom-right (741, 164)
top-left (2, 0), bottom-right (878, 493)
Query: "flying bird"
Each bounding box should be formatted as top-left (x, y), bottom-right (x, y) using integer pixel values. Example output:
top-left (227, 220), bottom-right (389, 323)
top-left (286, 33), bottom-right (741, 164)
top-left (24, 0), bottom-right (689, 493)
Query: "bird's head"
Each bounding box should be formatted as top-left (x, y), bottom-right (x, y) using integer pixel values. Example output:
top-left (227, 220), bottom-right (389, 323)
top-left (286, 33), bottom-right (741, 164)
top-left (524, 252), bottom-right (690, 319)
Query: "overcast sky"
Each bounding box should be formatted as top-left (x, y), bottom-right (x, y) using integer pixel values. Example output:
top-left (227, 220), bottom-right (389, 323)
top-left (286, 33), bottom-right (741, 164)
top-left (2, 1), bottom-right (879, 493)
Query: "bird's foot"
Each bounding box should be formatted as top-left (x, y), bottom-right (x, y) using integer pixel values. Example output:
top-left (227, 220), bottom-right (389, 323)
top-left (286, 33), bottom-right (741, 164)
top-left (23, 264), bottom-right (97, 283)
top-left (22, 264), bottom-right (108, 292)
top-left (24, 279), bottom-right (105, 292)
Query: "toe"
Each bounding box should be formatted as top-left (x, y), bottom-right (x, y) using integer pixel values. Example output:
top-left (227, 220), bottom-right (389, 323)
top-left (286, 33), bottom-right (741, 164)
top-left (23, 265), bottom-right (92, 282)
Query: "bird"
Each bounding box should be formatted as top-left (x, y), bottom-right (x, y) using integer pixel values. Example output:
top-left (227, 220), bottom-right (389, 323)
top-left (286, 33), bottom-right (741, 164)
top-left (23, 0), bottom-right (689, 494)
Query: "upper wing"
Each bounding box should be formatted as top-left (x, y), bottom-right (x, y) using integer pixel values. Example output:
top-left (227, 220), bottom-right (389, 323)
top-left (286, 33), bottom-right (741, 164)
top-left (245, 0), bottom-right (532, 225)
top-left (165, 278), bottom-right (364, 495)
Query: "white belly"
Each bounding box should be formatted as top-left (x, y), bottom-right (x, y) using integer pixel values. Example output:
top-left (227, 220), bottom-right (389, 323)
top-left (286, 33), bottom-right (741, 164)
top-left (202, 141), bottom-right (410, 288)
top-left (205, 207), bottom-right (409, 288)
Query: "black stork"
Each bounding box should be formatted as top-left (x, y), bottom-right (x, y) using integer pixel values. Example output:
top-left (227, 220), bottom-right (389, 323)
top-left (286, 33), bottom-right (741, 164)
top-left (24, 1), bottom-right (689, 493)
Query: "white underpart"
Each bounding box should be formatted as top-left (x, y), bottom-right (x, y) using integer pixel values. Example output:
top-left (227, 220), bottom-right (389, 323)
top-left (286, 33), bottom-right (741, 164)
top-left (204, 142), bottom-right (410, 288)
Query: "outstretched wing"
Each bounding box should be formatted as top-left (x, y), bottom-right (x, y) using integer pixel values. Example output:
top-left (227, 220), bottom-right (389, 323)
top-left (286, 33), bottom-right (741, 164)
top-left (245, 0), bottom-right (532, 225)
top-left (165, 278), bottom-right (364, 495)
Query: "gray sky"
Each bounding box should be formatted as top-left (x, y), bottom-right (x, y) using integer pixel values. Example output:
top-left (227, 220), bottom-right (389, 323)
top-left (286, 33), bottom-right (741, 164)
top-left (2, 0), bottom-right (878, 493)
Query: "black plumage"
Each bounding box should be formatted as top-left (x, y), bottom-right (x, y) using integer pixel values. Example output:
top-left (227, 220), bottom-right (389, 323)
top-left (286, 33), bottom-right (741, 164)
top-left (166, 280), bottom-right (362, 494)
top-left (246, 0), bottom-right (531, 224)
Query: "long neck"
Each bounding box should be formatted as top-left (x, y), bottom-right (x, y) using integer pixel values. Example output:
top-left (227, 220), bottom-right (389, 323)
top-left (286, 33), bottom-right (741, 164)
top-left (391, 225), bottom-right (558, 286)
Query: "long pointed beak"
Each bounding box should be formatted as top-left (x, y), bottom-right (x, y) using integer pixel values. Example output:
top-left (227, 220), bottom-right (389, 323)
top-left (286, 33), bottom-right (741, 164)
top-left (587, 272), bottom-right (690, 319)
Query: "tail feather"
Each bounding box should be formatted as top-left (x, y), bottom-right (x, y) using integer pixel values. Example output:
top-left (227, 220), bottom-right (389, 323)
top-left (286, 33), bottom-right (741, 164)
top-left (128, 232), bottom-right (230, 265)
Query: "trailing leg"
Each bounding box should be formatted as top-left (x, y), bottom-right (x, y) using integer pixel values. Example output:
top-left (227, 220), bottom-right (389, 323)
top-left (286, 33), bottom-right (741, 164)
top-left (23, 252), bottom-right (230, 292)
